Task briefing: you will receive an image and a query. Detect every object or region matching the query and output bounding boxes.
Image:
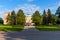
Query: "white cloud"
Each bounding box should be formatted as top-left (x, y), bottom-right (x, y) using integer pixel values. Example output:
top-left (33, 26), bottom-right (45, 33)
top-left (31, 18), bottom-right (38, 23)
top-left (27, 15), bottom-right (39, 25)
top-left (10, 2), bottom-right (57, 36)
top-left (0, 5), bottom-right (4, 14)
top-left (15, 4), bottom-right (40, 15)
top-left (49, 2), bottom-right (60, 10)
top-left (43, 2), bottom-right (60, 13)
top-left (51, 2), bottom-right (60, 10)
top-left (0, 8), bottom-right (12, 15)
top-left (0, 12), bottom-right (3, 14)
top-left (57, 2), bottom-right (60, 6)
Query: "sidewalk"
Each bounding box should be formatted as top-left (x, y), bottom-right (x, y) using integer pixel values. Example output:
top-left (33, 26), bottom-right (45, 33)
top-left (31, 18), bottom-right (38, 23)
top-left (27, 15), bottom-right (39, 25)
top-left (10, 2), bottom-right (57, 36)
top-left (0, 27), bottom-right (60, 40)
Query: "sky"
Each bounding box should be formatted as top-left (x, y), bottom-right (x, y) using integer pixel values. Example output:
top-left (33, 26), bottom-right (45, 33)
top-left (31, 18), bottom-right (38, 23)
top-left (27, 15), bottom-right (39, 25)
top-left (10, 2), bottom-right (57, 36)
top-left (0, 0), bottom-right (60, 18)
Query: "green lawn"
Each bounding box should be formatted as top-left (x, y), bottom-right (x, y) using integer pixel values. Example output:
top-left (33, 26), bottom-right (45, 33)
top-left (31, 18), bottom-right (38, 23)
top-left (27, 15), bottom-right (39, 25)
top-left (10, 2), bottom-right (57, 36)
top-left (0, 25), bottom-right (24, 32)
top-left (36, 25), bottom-right (60, 31)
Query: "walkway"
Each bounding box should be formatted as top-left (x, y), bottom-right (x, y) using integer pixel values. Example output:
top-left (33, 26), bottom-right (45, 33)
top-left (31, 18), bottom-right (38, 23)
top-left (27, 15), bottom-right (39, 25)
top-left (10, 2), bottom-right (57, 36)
top-left (24, 26), bottom-right (35, 29)
top-left (0, 26), bottom-right (60, 40)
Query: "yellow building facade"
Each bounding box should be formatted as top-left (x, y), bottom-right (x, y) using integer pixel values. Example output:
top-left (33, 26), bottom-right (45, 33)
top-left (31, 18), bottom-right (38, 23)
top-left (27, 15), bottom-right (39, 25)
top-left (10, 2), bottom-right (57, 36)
top-left (4, 12), bottom-right (11, 25)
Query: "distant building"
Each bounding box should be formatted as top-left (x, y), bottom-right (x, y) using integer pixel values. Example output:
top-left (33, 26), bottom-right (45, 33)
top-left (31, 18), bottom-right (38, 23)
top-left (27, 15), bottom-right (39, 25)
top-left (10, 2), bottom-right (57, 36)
top-left (4, 12), bottom-right (10, 25)
top-left (25, 14), bottom-right (32, 23)
top-left (25, 14), bottom-right (34, 26)
top-left (25, 14), bottom-right (32, 26)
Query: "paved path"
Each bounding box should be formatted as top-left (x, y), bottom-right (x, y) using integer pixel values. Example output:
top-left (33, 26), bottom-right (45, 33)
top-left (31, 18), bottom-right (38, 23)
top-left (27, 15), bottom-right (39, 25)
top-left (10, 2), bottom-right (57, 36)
top-left (24, 26), bottom-right (35, 29)
top-left (1, 26), bottom-right (60, 40)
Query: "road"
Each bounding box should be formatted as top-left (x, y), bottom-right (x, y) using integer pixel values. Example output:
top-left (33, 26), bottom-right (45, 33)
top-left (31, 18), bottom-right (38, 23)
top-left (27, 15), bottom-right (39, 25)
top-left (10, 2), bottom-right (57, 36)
top-left (0, 26), bottom-right (60, 40)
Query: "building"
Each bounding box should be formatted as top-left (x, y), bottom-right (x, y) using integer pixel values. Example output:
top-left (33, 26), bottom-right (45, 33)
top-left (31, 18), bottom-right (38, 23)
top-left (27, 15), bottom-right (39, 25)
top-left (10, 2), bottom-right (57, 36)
top-left (4, 12), bottom-right (10, 24)
top-left (25, 14), bottom-right (33, 26)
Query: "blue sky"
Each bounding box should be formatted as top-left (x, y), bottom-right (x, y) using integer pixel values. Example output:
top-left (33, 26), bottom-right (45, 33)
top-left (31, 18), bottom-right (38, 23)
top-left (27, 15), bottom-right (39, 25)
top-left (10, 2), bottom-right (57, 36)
top-left (0, 0), bottom-right (60, 18)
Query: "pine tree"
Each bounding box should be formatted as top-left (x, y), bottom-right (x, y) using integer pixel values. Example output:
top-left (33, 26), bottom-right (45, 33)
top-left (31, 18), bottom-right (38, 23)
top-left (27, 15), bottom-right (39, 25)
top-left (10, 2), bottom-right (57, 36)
top-left (7, 13), bottom-right (11, 25)
top-left (42, 10), bottom-right (47, 25)
top-left (47, 9), bottom-right (52, 25)
top-left (0, 18), bottom-right (3, 24)
top-left (55, 6), bottom-right (60, 24)
top-left (51, 14), bottom-right (56, 25)
top-left (10, 10), bottom-right (16, 25)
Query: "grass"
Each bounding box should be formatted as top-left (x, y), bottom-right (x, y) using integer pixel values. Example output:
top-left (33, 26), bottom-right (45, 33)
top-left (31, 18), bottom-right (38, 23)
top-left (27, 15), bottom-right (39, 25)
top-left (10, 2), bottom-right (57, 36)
top-left (0, 25), bottom-right (24, 32)
top-left (36, 25), bottom-right (60, 31)
top-left (0, 25), bottom-right (60, 32)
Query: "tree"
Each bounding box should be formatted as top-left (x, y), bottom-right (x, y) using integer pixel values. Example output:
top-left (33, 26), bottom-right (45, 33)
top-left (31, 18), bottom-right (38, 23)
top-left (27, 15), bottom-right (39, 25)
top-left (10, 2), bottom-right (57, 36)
top-left (55, 6), bottom-right (60, 24)
top-left (32, 11), bottom-right (41, 26)
top-left (47, 9), bottom-right (52, 25)
top-left (17, 9), bottom-right (25, 26)
top-left (0, 18), bottom-right (3, 24)
top-left (7, 13), bottom-right (11, 25)
top-left (51, 14), bottom-right (56, 25)
top-left (10, 10), bottom-right (16, 25)
top-left (42, 10), bottom-right (48, 25)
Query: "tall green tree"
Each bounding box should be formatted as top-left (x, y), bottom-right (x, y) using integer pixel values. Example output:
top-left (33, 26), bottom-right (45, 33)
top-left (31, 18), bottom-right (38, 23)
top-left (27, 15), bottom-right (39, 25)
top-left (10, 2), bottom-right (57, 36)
top-left (7, 13), bottom-right (11, 25)
top-left (47, 9), bottom-right (52, 25)
top-left (42, 10), bottom-right (48, 25)
top-left (55, 6), bottom-right (60, 24)
top-left (0, 18), bottom-right (3, 24)
top-left (32, 11), bottom-right (41, 26)
top-left (10, 10), bottom-right (16, 25)
top-left (51, 14), bottom-right (56, 25)
top-left (17, 9), bottom-right (25, 26)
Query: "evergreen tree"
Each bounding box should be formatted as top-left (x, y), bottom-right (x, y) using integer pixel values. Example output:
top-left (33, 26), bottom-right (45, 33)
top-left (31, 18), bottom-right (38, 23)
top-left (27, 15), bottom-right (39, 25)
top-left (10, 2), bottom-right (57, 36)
top-left (55, 6), bottom-right (60, 24)
top-left (17, 9), bottom-right (25, 26)
top-left (10, 10), bottom-right (16, 25)
top-left (7, 13), bottom-right (11, 25)
top-left (42, 10), bottom-right (47, 25)
top-left (32, 11), bottom-right (41, 26)
top-left (0, 18), bottom-right (3, 24)
top-left (51, 14), bottom-right (56, 25)
top-left (47, 9), bottom-right (52, 25)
